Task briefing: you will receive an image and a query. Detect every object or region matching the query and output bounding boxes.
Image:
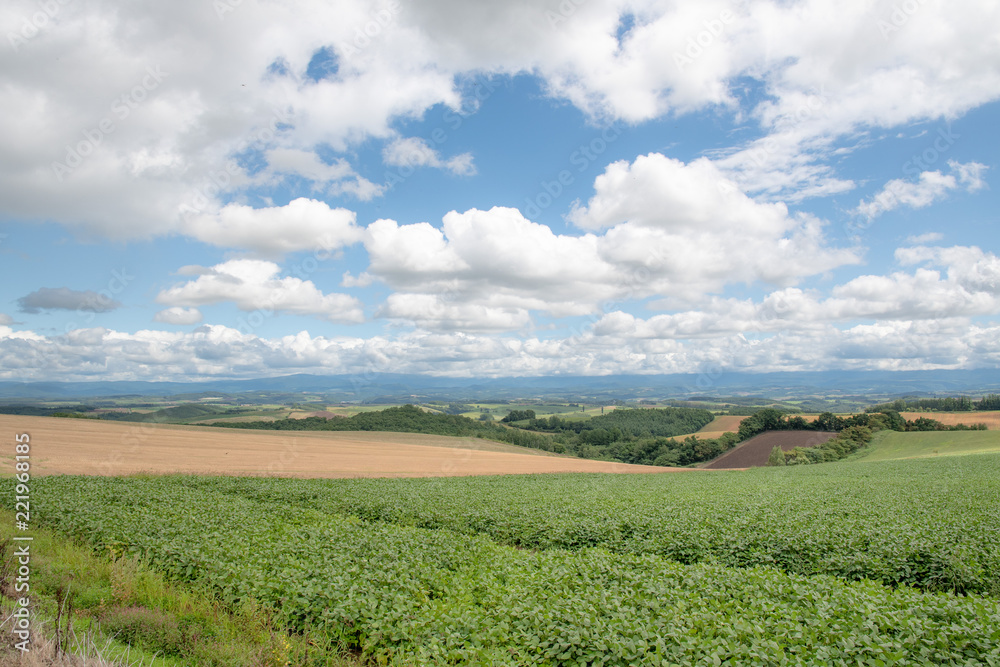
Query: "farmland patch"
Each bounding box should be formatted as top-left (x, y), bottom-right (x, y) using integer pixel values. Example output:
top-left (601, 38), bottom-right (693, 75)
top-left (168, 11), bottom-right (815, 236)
top-left (702, 430), bottom-right (836, 469)
top-left (0, 414), bottom-right (683, 478)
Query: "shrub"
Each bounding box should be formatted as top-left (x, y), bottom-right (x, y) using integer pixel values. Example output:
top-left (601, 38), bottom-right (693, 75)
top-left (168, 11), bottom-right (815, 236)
top-left (101, 606), bottom-right (183, 656)
top-left (767, 445), bottom-right (786, 466)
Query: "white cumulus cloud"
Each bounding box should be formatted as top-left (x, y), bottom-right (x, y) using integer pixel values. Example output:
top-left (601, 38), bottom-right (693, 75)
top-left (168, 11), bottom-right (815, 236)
top-left (571, 154), bottom-right (861, 301)
top-left (382, 137), bottom-right (475, 175)
top-left (262, 148), bottom-right (385, 200)
top-left (182, 198), bottom-right (365, 258)
top-left (156, 259), bottom-right (365, 323)
top-left (377, 294), bottom-right (531, 333)
top-left (365, 207), bottom-right (620, 329)
top-left (153, 307), bottom-right (203, 325)
top-left (854, 161), bottom-right (988, 221)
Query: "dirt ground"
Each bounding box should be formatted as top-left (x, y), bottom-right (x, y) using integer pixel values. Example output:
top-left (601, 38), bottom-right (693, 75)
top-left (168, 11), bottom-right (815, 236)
top-left (702, 430), bottom-right (837, 469)
top-left (0, 415), bottom-right (687, 478)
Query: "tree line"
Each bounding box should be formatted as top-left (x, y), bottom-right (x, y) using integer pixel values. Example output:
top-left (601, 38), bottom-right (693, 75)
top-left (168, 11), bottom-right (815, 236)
top-left (501, 406), bottom-right (715, 438)
top-left (739, 408), bottom-right (986, 441)
top-left (865, 395), bottom-right (1000, 413)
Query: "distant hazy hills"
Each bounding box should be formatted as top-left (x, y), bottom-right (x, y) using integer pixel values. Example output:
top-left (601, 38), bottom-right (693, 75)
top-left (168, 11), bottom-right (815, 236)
top-left (1, 370), bottom-right (998, 401)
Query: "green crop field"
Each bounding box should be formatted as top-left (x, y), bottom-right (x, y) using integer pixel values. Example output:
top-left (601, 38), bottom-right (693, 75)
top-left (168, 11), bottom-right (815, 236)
top-left (857, 429), bottom-right (1000, 462)
top-left (10, 450), bottom-right (1000, 665)
top-left (120, 453), bottom-right (1000, 595)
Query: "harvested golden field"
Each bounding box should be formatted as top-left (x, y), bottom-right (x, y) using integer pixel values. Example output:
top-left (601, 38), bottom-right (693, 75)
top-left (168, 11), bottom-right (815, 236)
top-left (671, 414), bottom-right (750, 440)
top-left (903, 411), bottom-right (1000, 429)
top-left (0, 415), bottom-right (685, 478)
top-left (688, 415), bottom-right (746, 439)
top-left (703, 415), bottom-right (745, 431)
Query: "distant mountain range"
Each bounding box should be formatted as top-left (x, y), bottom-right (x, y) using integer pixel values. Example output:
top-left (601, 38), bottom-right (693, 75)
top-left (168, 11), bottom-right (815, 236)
top-left (1, 370), bottom-right (998, 401)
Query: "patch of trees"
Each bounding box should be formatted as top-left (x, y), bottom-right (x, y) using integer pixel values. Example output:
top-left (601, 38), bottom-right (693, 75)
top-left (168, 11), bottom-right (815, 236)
top-left (510, 407), bottom-right (714, 438)
top-left (614, 432), bottom-right (742, 467)
top-left (736, 408), bottom-right (837, 440)
top-left (865, 395), bottom-right (1000, 412)
top-left (768, 446), bottom-right (787, 467)
top-left (501, 409), bottom-right (536, 423)
top-left (587, 407), bottom-right (715, 437)
top-left (487, 406), bottom-right (723, 466)
top-left (219, 405), bottom-right (474, 434)
top-left (0, 405), bottom-right (95, 416)
top-left (736, 408), bottom-right (984, 444)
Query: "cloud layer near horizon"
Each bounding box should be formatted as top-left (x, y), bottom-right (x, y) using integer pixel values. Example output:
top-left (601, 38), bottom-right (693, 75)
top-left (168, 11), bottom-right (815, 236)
top-left (3, 241), bottom-right (998, 380)
top-left (3, 315), bottom-right (999, 381)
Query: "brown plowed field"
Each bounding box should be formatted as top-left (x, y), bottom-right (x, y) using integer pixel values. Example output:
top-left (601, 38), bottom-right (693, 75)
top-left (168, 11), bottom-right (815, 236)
top-left (702, 430), bottom-right (837, 469)
top-left (0, 415), bottom-right (688, 478)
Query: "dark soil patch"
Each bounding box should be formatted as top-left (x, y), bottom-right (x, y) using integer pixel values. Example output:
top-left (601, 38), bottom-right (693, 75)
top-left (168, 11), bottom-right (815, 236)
top-left (304, 410), bottom-right (339, 419)
top-left (703, 430), bottom-right (837, 469)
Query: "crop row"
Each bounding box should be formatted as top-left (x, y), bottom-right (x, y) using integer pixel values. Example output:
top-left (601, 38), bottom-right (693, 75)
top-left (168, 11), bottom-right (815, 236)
top-left (175, 453), bottom-right (1000, 595)
top-left (18, 476), bottom-right (1000, 666)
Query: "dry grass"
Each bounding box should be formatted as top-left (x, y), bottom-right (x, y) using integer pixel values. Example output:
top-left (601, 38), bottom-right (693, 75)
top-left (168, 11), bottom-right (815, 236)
top-left (700, 415), bottom-right (745, 433)
top-left (0, 613), bottom-right (153, 667)
top-left (0, 415), bottom-right (686, 479)
top-left (902, 411), bottom-right (1000, 429)
top-left (681, 415), bottom-right (746, 440)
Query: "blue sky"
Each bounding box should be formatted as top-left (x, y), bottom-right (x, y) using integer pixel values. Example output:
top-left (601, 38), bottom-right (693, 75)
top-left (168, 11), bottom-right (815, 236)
top-left (1, 0), bottom-right (998, 380)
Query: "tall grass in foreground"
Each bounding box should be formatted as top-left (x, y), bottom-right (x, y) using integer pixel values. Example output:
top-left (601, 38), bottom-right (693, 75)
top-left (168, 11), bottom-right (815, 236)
top-left (0, 515), bottom-right (360, 667)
